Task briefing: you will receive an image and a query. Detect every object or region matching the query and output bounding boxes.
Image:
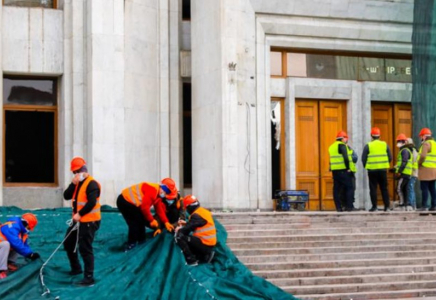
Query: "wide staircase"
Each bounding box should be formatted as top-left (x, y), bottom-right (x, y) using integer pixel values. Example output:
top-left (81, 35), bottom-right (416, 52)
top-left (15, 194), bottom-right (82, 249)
top-left (214, 211), bottom-right (436, 300)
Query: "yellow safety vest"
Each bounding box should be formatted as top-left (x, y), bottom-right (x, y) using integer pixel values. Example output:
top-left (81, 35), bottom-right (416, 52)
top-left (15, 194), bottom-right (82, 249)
top-left (395, 148), bottom-right (413, 175)
top-left (347, 145), bottom-right (357, 173)
top-left (419, 140), bottom-right (436, 169)
top-left (365, 140), bottom-right (390, 170)
top-left (329, 141), bottom-right (347, 171)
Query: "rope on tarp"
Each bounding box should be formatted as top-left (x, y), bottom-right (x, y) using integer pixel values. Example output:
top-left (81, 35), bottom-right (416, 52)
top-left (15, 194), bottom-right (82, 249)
top-left (39, 220), bottom-right (79, 297)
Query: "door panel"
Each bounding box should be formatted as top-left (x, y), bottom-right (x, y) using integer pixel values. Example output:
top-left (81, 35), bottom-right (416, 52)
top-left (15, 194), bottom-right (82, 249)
top-left (296, 100), bottom-right (347, 211)
top-left (320, 101), bottom-right (347, 210)
top-left (296, 101), bottom-right (320, 210)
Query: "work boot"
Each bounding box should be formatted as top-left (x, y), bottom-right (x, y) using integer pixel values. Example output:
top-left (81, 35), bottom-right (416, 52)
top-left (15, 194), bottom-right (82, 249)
top-left (419, 207), bottom-right (429, 211)
top-left (0, 271), bottom-right (7, 279)
top-left (186, 260), bottom-right (198, 266)
top-left (369, 207), bottom-right (377, 212)
top-left (384, 207), bottom-right (390, 212)
top-left (74, 277), bottom-right (95, 287)
top-left (429, 207), bottom-right (436, 211)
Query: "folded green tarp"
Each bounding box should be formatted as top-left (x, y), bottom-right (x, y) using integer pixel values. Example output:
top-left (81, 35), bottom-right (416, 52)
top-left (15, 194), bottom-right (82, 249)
top-left (0, 206), bottom-right (297, 300)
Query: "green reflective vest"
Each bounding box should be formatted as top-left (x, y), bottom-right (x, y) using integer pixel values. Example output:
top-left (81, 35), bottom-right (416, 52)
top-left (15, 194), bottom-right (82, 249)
top-left (365, 140), bottom-right (390, 170)
top-left (395, 148), bottom-right (412, 175)
top-left (411, 148), bottom-right (419, 172)
top-left (347, 146), bottom-right (357, 173)
top-left (419, 140), bottom-right (436, 169)
top-left (329, 141), bottom-right (347, 171)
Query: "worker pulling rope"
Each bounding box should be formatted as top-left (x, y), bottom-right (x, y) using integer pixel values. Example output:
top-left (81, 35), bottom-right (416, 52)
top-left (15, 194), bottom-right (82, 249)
top-left (40, 220), bottom-right (79, 297)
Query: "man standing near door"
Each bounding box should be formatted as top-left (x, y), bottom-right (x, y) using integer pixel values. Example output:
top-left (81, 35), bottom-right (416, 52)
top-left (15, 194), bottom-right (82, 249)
top-left (329, 131), bottom-right (354, 212)
top-left (418, 128), bottom-right (436, 211)
top-left (362, 127), bottom-right (392, 212)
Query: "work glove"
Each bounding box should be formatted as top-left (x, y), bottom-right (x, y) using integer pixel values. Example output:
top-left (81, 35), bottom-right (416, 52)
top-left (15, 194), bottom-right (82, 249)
top-left (28, 253), bottom-right (40, 260)
top-left (165, 222), bottom-right (174, 232)
top-left (149, 219), bottom-right (159, 228)
top-left (153, 229), bottom-right (162, 237)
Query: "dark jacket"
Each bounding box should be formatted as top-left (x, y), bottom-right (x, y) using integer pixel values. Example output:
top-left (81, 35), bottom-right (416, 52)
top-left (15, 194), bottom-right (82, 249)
top-left (397, 146), bottom-right (411, 177)
top-left (63, 179), bottom-right (100, 216)
top-left (179, 206), bottom-right (207, 236)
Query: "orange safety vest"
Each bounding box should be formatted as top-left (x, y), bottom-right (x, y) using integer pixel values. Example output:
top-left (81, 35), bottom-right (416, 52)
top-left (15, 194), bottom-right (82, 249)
top-left (121, 182), bottom-right (160, 207)
top-left (191, 207), bottom-right (217, 246)
top-left (0, 222), bottom-right (28, 243)
top-left (72, 176), bottom-right (101, 222)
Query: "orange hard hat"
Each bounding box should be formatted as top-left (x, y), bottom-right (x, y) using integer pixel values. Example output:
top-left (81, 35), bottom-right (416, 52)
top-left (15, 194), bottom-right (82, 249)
top-left (183, 195), bottom-right (199, 210)
top-left (371, 127), bottom-right (381, 136)
top-left (419, 128), bottom-right (432, 137)
top-left (336, 130), bottom-right (347, 139)
top-left (396, 133), bottom-right (407, 141)
top-left (70, 157), bottom-right (86, 172)
top-left (22, 213), bottom-right (38, 231)
top-left (160, 178), bottom-right (178, 200)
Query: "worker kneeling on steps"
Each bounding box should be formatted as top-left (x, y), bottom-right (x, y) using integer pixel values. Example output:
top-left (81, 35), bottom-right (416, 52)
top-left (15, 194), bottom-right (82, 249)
top-left (0, 213), bottom-right (40, 279)
top-left (175, 195), bottom-right (216, 266)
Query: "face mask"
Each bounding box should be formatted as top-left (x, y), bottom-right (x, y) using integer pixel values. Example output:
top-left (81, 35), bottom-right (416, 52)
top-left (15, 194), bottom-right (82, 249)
top-left (79, 173), bottom-right (86, 182)
top-left (159, 192), bottom-right (166, 198)
top-left (166, 199), bottom-right (175, 205)
top-left (397, 142), bottom-right (404, 148)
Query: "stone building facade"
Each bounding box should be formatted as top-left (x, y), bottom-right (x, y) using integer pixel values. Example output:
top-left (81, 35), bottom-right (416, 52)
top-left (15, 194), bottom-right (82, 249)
top-left (0, 0), bottom-right (413, 210)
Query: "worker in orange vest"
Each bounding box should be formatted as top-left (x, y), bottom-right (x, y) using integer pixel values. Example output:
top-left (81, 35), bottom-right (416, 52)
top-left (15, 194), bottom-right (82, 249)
top-left (116, 178), bottom-right (178, 252)
top-left (153, 192), bottom-right (186, 236)
top-left (0, 213), bottom-right (40, 279)
top-left (63, 157), bottom-right (101, 287)
top-left (175, 195), bottom-right (216, 266)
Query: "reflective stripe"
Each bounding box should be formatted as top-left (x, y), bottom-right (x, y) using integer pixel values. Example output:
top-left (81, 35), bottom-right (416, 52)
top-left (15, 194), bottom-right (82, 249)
top-left (366, 161), bottom-right (389, 164)
top-left (199, 235), bottom-right (216, 240)
top-left (89, 208), bottom-right (100, 214)
top-left (368, 154), bottom-right (388, 158)
top-left (78, 202), bottom-right (87, 206)
top-left (195, 226), bottom-right (216, 234)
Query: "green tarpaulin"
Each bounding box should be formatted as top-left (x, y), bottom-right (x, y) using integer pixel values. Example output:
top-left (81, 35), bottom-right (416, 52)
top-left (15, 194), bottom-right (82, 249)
top-left (0, 206), bottom-right (297, 300)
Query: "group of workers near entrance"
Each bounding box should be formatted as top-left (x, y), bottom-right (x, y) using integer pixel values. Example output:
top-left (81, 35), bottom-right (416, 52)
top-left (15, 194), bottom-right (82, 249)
top-left (0, 157), bottom-right (216, 287)
top-left (329, 126), bottom-right (436, 213)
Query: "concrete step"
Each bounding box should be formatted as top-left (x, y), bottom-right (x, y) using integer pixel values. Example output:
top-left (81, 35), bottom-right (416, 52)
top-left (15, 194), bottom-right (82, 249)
top-left (224, 220), bottom-right (436, 230)
top-left (227, 231), bottom-right (436, 244)
top-left (286, 280), bottom-right (436, 295)
top-left (228, 238), bottom-right (436, 249)
top-left (215, 212), bottom-right (436, 224)
top-left (226, 226), bottom-right (436, 237)
top-left (296, 288), bottom-right (436, 300)
top-left (239, 250), bottom-right (436, 264)
top-left (232, 243), bottom-right (436, 256)
top-left (254, 264), bottom-right (436, 279)
top-left (269, 271), bottom-right (436, 286)
top-left (245, 256), bottom-right (436, 271)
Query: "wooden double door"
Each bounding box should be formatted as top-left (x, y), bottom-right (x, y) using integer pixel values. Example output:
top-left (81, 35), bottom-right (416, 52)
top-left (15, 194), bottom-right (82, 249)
top-left (295, 100), bottom-right (347, 211)
top-left (371, 103), bottom-right (412, 203)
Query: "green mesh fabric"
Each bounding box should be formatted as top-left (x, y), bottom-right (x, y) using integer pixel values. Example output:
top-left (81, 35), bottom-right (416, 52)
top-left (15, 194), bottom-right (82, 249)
top-left (412, 0), bottom-right (436, 137)
top-left (0, 206), bottom-right (297, 300)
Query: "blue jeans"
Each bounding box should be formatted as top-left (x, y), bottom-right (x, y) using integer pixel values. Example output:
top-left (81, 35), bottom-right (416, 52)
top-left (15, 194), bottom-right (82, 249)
top-left (407, 176), bottom-right (417, 208)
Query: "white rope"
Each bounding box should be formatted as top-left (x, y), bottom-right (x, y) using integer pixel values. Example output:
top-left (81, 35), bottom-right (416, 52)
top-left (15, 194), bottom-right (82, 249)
top-left (40, 220), bottom-right (79, 297)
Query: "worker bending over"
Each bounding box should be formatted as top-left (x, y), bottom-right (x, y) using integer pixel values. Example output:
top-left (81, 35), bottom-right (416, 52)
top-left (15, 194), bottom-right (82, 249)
top-left (117, 178), bottom-right (178, 251)
top-left (0, 213), bottom-right (40, 279)
top-left (175, 195), bottom-right (216, 266)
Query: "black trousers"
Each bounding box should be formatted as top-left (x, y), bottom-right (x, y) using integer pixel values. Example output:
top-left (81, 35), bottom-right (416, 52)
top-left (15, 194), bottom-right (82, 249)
top-left (64, 220), bottom-right (100, 278)
top-left (332, 170), bottom-right (354, 211)
top-left (340, 173), bottom-right (356, 208)
top-left (397, 177), bottom-right (410, 206)
top-left (117, 194), bottom-right (152, 244)
top-left (175, 232), bottom-right (213, 263)
top-left (368, 170), bottom-right (390, 209)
